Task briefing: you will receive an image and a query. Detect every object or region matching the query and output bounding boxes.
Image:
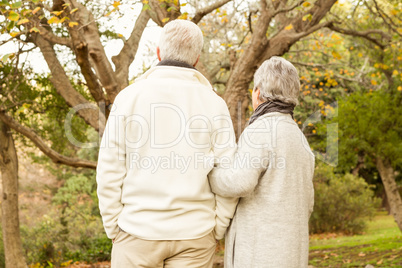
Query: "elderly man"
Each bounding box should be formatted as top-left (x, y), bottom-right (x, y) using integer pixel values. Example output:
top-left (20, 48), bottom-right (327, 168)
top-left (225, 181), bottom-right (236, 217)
top-left (96, 20), bottom-right (238, 267)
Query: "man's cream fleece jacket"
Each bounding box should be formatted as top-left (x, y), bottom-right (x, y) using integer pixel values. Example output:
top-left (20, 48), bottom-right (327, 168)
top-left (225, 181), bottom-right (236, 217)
top-left (96, 65), bottom-right (238, 240)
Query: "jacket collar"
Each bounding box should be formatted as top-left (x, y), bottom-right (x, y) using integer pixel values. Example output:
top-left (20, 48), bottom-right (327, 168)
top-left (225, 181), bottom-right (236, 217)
top-left (156, 59), bottom-right (196, 70)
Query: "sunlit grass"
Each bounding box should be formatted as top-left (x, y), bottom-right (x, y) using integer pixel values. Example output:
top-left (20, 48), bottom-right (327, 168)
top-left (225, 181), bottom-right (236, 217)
top-left (309, 211), bottom-right (402, 267)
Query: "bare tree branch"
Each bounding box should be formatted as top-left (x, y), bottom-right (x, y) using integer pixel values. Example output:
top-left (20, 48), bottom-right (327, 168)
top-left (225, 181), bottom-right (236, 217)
top-left (371, 0), bottom-right (402, 37)
top-left (192, 0), bottom-right (233, 24)
top-left (74, 41), bottom-right (108, 106)
top-left (328, 24), bottom-right (390, 49)
top-left (37, 26), bottom-right (73, 48)
top-left (148, 0), bottom-right (181, 27)
top-left (67, 0), bottom-right (121, 102)
top-left (0, 111), bottom-right (97, 169)
top-left (272, 0), bottom-right (304, 17)
top-left (112, 9), bottom-right (150, 89)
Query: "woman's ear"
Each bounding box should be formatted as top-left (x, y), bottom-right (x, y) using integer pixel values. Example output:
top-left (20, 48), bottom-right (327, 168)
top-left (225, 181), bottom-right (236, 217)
top-left (256, 87), bottom-right (261, 100)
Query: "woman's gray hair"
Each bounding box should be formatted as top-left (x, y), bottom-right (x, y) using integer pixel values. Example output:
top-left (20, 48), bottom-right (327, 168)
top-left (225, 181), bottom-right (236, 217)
top-left (158, 20), bottom-right (204, 66)
top-left (254, 56), bottom-right (300, 105)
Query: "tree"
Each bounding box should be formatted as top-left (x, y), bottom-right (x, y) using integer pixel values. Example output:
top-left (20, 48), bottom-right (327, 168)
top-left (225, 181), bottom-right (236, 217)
top-left (0, 121), bottom-right (26, 267)
top-left (337, 91), bottom-right (402, 231)
top-left (320, 0), bottom-right (402, 231)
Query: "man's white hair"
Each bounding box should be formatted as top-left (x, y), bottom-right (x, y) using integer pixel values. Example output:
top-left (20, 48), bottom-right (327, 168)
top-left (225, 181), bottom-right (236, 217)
top-left (254, 56), bottom-right (300, 105)
top-left (158, 20), bottom-right (204, 66)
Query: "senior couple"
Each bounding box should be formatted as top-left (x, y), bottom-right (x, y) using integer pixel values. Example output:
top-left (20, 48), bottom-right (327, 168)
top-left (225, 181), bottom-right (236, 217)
top-left (97, 20), bottom-right (314, 268)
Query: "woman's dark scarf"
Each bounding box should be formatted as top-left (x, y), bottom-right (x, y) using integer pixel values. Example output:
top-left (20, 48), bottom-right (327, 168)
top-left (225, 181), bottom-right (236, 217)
top-left (248, 100), bottom-right (295, 125)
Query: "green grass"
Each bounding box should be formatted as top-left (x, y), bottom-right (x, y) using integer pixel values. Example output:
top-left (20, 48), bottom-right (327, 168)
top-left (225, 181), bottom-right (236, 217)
top-left (309, 211), bottom-right (402, 267)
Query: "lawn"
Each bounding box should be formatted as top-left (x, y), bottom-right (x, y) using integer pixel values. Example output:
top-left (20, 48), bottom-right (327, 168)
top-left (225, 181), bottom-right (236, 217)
top-left (309, 211), bottom-right (402, 267)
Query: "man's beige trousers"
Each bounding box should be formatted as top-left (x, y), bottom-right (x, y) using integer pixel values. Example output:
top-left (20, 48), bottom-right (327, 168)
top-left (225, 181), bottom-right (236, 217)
top-left (111, 230), bottom-right (216, 267)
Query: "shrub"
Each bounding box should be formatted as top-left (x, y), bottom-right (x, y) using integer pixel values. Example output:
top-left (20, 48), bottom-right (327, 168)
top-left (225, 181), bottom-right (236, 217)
top-left (309, 164), bottom-right (381, 234)
top-left (21, 173), bottom-right (111, 266)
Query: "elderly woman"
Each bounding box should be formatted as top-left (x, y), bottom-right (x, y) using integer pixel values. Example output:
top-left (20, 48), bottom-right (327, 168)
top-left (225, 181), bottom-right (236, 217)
top-left (209, 56), bottom-right (315, 268)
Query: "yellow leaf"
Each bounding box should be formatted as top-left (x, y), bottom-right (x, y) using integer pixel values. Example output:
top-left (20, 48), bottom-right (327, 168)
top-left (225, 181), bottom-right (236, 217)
top-left (48, 16), bottom-right (60, 24)
top-left (8, 11), bottom-right (20, 22)
top-left (17, 19), bottom-right (29, 25)
top-left (112, 1), bottom-right (121, 8)
top-left (52, 11), bottom-right (63, 16)
top-left (69, 21), bottom-right (79, 27)
top-left (371, 80), bottom-right (377, 86)
top-left (60, 17), bottom-right (69, 23)
top-left (22, 10), bottom-right (32, 16)
top-left (162, 17), bottom-right (170, 23)
top-left (393, 70), bottom-right (399, 76)
top-left (285, 24), bottom-right (293, 30)
top-left (30, 27), bottom-right (40, 33)
top-left (118, 33), bottom-right (124, 38)
top-left (302, 2), bottom-right (311, 7)
top-left (397, 86), bottom-right (402, 91)
top-left (70, 8), bottom-right (78, 14)
top-left (332, 51), bottom-right (342, 60)
top-left (178, 13), bottom-right (188, 20)
top-left (302, 14), bottom-right (312, 21)
top-left (10, 31), bottom-right (20, 37)
top-left (32, 7), bottom-right (41, 14)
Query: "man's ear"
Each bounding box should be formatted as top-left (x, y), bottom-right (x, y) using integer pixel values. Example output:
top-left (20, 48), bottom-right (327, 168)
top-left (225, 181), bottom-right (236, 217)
top-left (157, 47), bottom-right (161, 61)
top-left (193, 55), bottom-right (200, 67)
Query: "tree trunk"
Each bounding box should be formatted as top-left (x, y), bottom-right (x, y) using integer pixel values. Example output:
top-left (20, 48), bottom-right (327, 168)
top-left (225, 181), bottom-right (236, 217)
top-left (0, 120), bottom-right (27, 268)
top-left (376, 157), bottom-right (402, 232)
